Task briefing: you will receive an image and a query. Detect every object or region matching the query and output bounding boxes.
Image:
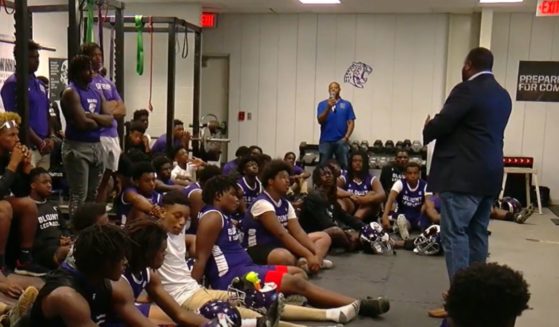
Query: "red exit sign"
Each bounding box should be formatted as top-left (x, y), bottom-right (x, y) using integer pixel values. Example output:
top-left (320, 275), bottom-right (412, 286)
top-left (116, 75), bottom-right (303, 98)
top-left (537, 0), bottom-right (559, 16)
top-left (200, 12), bottom-right (217, 28)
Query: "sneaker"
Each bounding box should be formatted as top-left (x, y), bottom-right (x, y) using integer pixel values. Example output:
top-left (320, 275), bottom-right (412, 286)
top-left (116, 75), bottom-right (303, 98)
top-left (359, 296), bottom-right (390, 317)
top-left (396, 215), bottom-right (410, 240)
top-left (8, 286), bottom-right (39, 326)
top-left (296, 257), bottom-right (310, 274)
top-left (428, 307), bottom-right (448, 318)
top-left (257, 293), bottom-right (284, 327)
top-left (14, 260), bottom-right (49, 277)
top-left (321, 259), bottom-right (335, 269)
top-left (515, 207), bottom-right (534, 224)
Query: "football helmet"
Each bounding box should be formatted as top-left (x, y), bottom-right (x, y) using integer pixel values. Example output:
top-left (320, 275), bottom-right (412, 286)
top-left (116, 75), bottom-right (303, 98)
top-left (198, 300), bottom-right (242, 327)
top-left (360, 222), bottom-right (394, 255)
top-left (498, 197), bottom-right (522, 214)
top-left (413, 224), bottom-right (442, 256)
top-left (228, 272), bottom-right (279, 315)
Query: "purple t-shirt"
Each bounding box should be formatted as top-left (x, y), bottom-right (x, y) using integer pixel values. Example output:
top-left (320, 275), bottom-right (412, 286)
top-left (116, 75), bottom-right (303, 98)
top-left (65, 82), bottom-right (102, 142)
top-left (222, 160), bottom-right (238, 176)
top-left (1, 74), bottom-right (49, 139)
top-left (151, 134), bottom-right (182, 155)
top-left (90, 75), bottom-right (121, 138)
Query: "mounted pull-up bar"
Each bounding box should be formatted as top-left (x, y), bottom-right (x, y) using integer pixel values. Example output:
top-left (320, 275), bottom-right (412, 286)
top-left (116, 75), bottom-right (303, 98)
top-left (91, 15), bottom-right (202, 156)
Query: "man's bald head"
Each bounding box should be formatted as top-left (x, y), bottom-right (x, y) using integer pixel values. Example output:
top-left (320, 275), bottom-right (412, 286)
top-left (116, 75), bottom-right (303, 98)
top-left (328, 82), bottom-right (341, 98)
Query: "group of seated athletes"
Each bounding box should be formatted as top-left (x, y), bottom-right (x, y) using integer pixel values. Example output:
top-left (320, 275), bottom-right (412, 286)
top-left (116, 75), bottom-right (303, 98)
top-left (0, 104), bottom-right (533, 326)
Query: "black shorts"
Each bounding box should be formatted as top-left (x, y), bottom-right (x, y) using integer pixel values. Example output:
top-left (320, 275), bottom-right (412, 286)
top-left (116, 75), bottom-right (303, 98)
top-left (34, 245), bottom-right (59, 270)
top-left (246, 244), bottom-right (281, 265)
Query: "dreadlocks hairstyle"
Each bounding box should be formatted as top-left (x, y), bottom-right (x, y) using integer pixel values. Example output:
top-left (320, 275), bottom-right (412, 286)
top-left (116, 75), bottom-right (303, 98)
top-left (74, 224), bottom-right (130, 275)
top-left (202, 175), bottom-right (237, 205)
top-left (161, 190), bottom-right (190, 207)
top-left (124, 218), bottom-right (167, 273)
top-left (312, 164), bottom-right (337, 201)
top-left (71, 202), bottom-right (107, 232)
top-left (445, 262), bottom-right (530, 327)
top-left (197, 165), bottom-right (222, 187)
top-left (347, 150), bottom-right (370, 181)
top-left (79, 42), bottom-right (101, 57)
top-left (68, 55), bottom-right (92, 82)
top-left (237, 155), bottom-right (259, 176)
top-left (261, 159), bottom-right (291, 188)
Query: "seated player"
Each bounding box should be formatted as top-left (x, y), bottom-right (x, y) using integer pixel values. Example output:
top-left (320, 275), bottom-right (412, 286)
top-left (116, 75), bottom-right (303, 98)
top-left (237, 156), bottom-right (263, 211)
top-left (379, 149), bottom-right (409, 194)
top-left (381, 162), bottom-right (429, 240)
top-left (124, 120), bottom-right (150, 156)
top-left (115, 162), bottom-right (163, 225)
top-left (443, 263), bottom-right (530, 327)
top-left (283, 152), bottom-right (310, 198)
top-left (241, 160), bottom-right (333, 273)
top-left (0, 112), bottom-right (47, 277)
top-left (182, 165), bottom-right (223, 234)
top-left (193, 176), bottom-right (390, 322)
top-left (160, 191), bottom-right (387, 324)
top-left (300, 164), bottom-right (364, 251)
top-left (152, 155), bottom-right (184, 193)
top-left (29, 224), bottom-right (130, 325)
top-left (171, 147), bottom-right (193, 186)
top-left (338, 151), bottom-right (386, 221)
top-left (29, 168), bottom-right (72, 269)
top-left (223, 146), bottom-right (250, 176)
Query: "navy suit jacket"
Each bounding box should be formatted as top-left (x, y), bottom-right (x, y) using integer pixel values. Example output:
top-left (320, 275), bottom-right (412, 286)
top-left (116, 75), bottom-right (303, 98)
top-left (423, 73), bottom-right (512, 197)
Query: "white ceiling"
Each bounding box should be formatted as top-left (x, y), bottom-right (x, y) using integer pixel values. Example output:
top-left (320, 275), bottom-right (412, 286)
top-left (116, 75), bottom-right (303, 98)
top-left (124, 0), bottom-right (539, 14)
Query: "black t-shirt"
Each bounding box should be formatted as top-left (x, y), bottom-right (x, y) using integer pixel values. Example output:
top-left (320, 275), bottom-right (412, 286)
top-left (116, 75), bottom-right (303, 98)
top-left (300, 190), bottom-right (365, 233)
top-left (33, 200), bottom-right (67, 251)
top-left (380, 163), bottom-right (405, 194)
top-left (0, 152), bottom-right (30, 198)
top-left (29, 266), bottom-right (112, 326)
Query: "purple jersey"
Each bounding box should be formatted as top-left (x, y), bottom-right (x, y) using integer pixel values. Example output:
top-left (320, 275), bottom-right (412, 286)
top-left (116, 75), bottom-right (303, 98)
top-left (199, 205), bottom-right (277, 290)
top-left (1, 74), bottom-right (49, 139)
top-left (182, 182), bottom-right (201, 199)
top-left (91, 75), bottom-right (121, 138)
top-left (342, 172), bottom-right (376, 196)
top-left (222, 160), bottom-right (238, 176)
top-left (241, 192), bottom-right (292, 248)
top-left (65, 82), bottom-right (103, 142)
top-left (236, 177), bottom-right (262, 207)
top-left (122, 268), bottom-right (150, 299)
top-left (116, 187), bottom-right (162, 224)
top-left (394, 179), bottom-right (428, 228)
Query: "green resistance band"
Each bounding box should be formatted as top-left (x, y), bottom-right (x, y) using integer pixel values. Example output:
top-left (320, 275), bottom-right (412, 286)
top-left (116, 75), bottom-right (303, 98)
top-left (85, 0), bottom-right (95, 43)
top-left (135, 15), bottom-right (144, 75)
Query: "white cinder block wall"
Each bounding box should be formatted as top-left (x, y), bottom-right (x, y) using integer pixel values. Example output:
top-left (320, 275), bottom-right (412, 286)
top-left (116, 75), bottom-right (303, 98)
top-left (203, 14), bottom-right (449, 162)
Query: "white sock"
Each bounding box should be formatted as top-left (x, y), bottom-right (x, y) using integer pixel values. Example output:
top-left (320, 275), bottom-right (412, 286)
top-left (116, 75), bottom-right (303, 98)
top-left (324, 300), bottom-right (359, 323)
top-left (241, 318), bottom-right (258, 327)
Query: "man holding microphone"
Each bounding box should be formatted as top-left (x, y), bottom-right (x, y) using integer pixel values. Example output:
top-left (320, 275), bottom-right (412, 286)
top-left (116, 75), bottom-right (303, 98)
top-left (316, 82), bottom-right (356, 169)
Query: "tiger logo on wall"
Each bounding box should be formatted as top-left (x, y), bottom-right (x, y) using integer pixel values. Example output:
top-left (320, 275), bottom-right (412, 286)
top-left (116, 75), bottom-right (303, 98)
top-left (344, 61), bottom-right (373, 88)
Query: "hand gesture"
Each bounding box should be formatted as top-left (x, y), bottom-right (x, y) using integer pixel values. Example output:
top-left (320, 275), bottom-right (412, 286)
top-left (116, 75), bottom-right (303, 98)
top-left (307, 255), bottom-right (321, 273)
top-left (0, 281), bottom-right (23, 299)
top-left (9, 143), bottom-right (25, 167)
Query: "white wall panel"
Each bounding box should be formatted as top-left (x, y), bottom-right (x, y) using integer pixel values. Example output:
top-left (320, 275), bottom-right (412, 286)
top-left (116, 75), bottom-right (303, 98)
top-left (492, 13), bottom-right (559, 202)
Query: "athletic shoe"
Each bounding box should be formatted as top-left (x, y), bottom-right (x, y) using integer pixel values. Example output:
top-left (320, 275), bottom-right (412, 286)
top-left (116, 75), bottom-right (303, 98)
top-left (14, 260), bottom-right (49, 277)
top-left (359, 296), bottom-right (390, 317)
top-left (257, 293), bottom-right (284, 327)
top-left (9, 286), bottom-right (39, 326)
top-left (396, 215), bottom-right (410, 240)
top-left (515, 206), bottom-right (534, 224)
top-left (321, 259), bottom-right (335, 269)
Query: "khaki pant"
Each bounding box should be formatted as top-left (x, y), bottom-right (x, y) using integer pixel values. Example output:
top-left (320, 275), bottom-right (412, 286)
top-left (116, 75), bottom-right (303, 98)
top-left (181, 288), bottom-right (261, 318)
top-left (31, 149), bottom-right (50, 170)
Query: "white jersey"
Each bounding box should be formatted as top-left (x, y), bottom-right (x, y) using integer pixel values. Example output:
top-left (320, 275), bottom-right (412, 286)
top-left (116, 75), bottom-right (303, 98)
top-left (157, 229), bottom-right (201, 304)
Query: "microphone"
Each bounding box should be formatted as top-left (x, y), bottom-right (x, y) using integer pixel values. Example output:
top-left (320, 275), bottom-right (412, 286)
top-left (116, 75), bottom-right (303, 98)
top-left (330, 91), bottom-right (336, 112)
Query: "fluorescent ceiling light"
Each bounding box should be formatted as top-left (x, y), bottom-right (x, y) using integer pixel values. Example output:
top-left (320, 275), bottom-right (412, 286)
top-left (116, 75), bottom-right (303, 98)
top-left (299, 0), bottom-right (341, 4)
top-left (479, 0), bottom-right (523, 3)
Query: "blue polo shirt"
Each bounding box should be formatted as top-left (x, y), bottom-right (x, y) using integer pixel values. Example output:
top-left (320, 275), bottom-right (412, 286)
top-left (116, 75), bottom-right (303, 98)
top-left (1, 73), bottom-right (50, 139)
top-left (90, 74), bottom-right (122, 138)
top-left (317, 97), bottom-right (356, 143)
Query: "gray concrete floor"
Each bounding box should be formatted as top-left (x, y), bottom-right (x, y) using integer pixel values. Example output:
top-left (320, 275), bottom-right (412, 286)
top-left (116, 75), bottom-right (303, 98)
top-left (301, 208), bottom-right (559, 327)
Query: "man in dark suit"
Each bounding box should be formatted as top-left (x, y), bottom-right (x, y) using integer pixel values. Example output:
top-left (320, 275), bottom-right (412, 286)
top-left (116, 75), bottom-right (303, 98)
top-left (423, 47), bottom-right (512, 280)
